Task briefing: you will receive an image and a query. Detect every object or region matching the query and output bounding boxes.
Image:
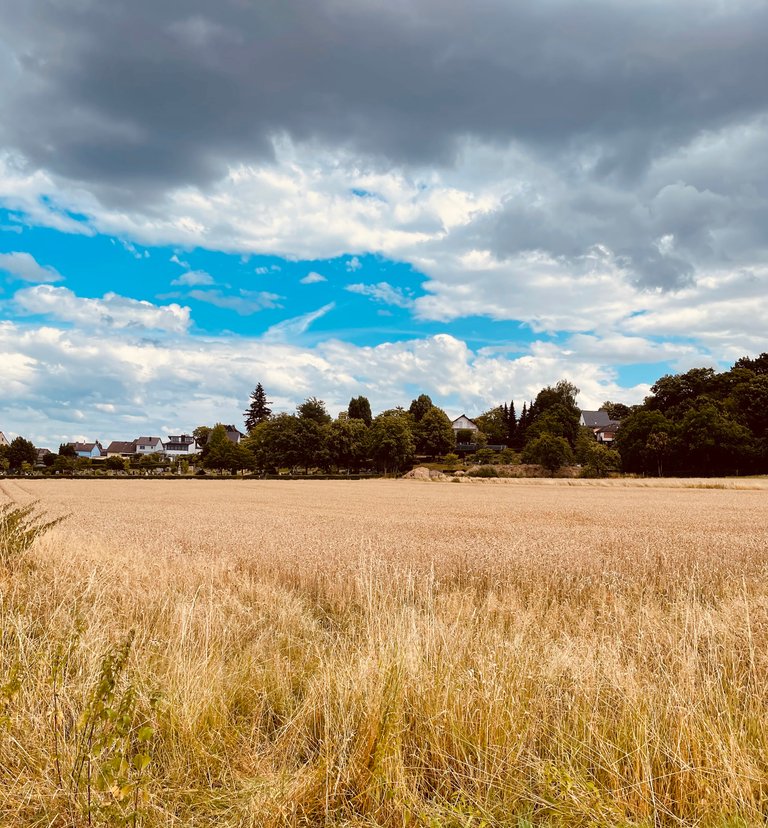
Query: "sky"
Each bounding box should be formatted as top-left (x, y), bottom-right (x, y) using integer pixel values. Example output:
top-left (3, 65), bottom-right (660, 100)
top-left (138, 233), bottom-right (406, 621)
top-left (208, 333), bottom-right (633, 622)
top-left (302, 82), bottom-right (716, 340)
top-left (1, 0), bottom-right (767, 447)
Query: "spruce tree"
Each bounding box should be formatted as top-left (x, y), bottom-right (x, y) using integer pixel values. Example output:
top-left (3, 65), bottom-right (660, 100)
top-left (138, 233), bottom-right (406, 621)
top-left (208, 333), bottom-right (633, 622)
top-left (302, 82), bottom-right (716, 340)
top-left (507, 400), bottom-right (517, 447)
top-left (517, 402), bottom-right (529, 450)
top-left (244, 383), bottom-right (273, 432)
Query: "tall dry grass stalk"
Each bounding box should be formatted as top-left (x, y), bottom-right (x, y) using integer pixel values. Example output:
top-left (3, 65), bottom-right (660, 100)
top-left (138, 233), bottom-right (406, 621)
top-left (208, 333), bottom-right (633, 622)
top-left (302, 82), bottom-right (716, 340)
top-left (1, 478), bottom-right (767, 826)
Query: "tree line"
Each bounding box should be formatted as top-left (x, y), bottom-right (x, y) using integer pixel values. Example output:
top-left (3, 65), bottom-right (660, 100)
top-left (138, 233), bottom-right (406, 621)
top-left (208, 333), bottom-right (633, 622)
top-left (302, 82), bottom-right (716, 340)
top-left (2, 354), bottom-right (766, 477)
top-left (194, 379), bottom-right (607, 475)
top-left (614, 353), bottom-right (768, 476)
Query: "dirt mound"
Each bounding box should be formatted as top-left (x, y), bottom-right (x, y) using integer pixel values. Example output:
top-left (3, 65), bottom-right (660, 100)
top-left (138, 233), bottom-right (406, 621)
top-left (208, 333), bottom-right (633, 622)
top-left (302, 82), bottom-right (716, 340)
top-left (402, 466), bottom-right (446, 481)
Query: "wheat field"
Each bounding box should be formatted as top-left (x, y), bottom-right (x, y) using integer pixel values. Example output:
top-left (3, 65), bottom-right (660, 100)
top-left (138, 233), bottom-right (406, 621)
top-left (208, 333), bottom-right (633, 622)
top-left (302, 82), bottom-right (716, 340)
top-left (1, 477), bottom-right (768, 827)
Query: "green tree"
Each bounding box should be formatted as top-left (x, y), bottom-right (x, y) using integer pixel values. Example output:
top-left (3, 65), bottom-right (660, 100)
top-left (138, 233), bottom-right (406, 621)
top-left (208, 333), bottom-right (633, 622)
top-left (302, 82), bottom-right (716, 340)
top-left (242, 414), bottom-right (300, 472)
top-left (8, 437), bottom-right (37, 471)
top-left (58, 442), bottom-right (77, 458)
top-left (75, 457), bottom-right (93, 473)
top-left (229, 443), bottom-right (256, 475)
top-left (327, 417), bottom-right (369, 472)
top-left (297, 396), bottom-right (331, 425)
top-left (193, 426), bottom-right (212, 448)
top-left (105, 456), bottom-right (128, 472)
top-left (676, 401), bottom-right (753, 475)
top-left (368, 413), bottom-right (415, 474)
top-left (347, 396), bottom-right (373, 426)
top-left (528, 381), bottom-right (581, 447)
top-left (474, 406), bottom-right (509, 444)
top-left (580, 442), bottom-right (621, 477)
top-left (415, 407), bottom-right (455, 459)
top-left (614, 410), bottom-right (675, 475)
top-left (600, 401), bottom-right (631, 420)
top-left (522, 434), bottom-right (574, 473)
top-left (294, 417), bottom-right (325, 473)
top-left (731, 373), bottom-right (768, 439)
top-left (575, 426), bottom-right (598, 465)
top-left (734, 352), bottom-right (768, 375)
top-left (645, 431), bottom-right (670, 477)
top-left (507, 401), bottom-right (517, 447)
top-left (516, 402), bottom-right (531, 448)
top-left (408, 394), bottom-right (433, 423)
top-left (455, 428), bottom-right (474, 444)
top-left (243, 383), bottom-right (273, 432)
top-left (646, 367), bottom-right (716, 418)
top-left (202, 424), bottom-right (238, 474)
top-left (53, 455), bottom-right (75, 474)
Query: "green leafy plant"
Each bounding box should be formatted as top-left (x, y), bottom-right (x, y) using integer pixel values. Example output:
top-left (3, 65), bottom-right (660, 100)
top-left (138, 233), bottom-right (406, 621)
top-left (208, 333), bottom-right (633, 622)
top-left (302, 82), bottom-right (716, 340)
top-left (52, 632), bottom-right (157, 827)
top-left (0, 501), bottom-right (66, 568)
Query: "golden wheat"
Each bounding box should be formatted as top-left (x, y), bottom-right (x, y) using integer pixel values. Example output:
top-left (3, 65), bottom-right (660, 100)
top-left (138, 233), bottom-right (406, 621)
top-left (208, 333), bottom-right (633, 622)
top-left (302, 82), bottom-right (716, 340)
top-left (1, 477), bottom-right (767, 826)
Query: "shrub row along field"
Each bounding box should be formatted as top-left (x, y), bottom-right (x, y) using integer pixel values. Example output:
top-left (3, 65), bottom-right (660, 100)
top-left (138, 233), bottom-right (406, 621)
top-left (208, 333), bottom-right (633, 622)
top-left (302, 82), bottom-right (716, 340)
top-left (1, 478), bottom-right (768, 826)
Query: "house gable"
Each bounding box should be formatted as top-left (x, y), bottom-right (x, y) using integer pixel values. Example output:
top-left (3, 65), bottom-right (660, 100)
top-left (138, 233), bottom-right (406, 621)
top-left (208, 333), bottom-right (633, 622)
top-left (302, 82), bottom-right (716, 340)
top-left (451, 415), bottom-right (479, 432)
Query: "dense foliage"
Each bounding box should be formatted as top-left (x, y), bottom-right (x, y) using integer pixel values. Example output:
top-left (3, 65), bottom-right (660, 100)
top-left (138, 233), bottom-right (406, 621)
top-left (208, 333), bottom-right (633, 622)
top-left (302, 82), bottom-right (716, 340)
top-left (615, 355), bottom-right (768, 476)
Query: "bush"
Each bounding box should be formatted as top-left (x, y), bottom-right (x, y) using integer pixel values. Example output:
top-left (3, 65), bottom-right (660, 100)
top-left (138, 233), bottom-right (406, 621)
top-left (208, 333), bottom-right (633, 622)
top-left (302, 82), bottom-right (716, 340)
top-left (467, 465), bottom-right (499, 478)
top-left (580, 443), bottom-right (622, 477)
top-left (469, 448), bottom-right (498, 465)
top-left (441, 453), bottom-right (460, 466)
top-left (522, 435), bottom-right (575, 473)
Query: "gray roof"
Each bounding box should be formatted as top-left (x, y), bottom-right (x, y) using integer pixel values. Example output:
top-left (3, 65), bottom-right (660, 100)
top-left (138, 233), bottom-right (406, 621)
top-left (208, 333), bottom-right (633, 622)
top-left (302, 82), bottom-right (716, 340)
top-left (580, 410), bottom-right (615, 428)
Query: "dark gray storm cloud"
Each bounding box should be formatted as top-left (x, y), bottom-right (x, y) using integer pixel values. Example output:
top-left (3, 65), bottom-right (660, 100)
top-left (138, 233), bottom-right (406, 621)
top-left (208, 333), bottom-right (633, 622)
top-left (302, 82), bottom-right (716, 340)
top-left (2, 0), bottom-right (767, 193)
top-left (1, 0), bottom-right (768, 290)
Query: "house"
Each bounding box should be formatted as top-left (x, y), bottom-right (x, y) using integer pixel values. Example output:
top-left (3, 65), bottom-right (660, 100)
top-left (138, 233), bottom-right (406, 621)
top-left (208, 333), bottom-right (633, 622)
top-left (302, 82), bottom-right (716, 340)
top-left (595, 424), bottom-right (619, 445)
top-left (68, 441), bottom-right (103, 459)
top-left (0, 431), bottom-right (8, 447)
top-left (105, 440), bottom-right (137, 458)
top-left (134, 436), bottom-right (163, 455)
top-left (221, 425), bottom-right (245, 445)
top-left (451, 415), bottom-right (480, 439)
top-left (579, 410), bottom-right (615, 429)
top-left (580, 410), bottom-right (621, 444)
top-left (163, 435), bottom-right (199, 456)
top-left (36, 448), bottom-right (53, 465)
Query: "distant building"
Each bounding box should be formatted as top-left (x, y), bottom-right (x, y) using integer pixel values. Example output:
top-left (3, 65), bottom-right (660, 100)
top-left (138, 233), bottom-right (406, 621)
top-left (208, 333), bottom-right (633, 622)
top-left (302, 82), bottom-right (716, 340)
top-left (580, 410), bottom-right (621, 445)
top-left (595, 424), bottom-right (619, 445)
top-left (36, 448), bottom-right (53, 465)
top-left (134, 436), bottom-right (163, 455)
top-left (68, 442), bottom-right (103, 459)
top-left (579, 410), bottom-right (615, 429)
top-left (105, 440), bottom-right (137, 458)
top-left (0, 431), bottom-right (8, 448)
top-left (451, 414), bottom-right (480, 435)
top-left (220, 425), bottom-right (245, 445)
top-left (163, 435), bottom-right (199, 456)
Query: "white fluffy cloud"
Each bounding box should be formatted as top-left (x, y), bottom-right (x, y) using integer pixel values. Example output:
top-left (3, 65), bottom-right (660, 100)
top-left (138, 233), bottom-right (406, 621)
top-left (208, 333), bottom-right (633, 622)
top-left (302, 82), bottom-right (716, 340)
top-left (300, 271), bottom-right (327, 284)
top-left (3, 132), bottom-right (767, 360)
top-left (0, 315), bottom-right (658, 445)
top-left (0, 251), bottom-right (63, 283)
top-left (13, 285), bottom-right (191, 333)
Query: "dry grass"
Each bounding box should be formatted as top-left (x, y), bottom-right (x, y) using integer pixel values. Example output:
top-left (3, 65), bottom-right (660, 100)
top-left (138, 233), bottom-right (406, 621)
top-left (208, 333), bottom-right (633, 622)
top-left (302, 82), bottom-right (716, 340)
top-left (1, 477), bottom-right (768, 827)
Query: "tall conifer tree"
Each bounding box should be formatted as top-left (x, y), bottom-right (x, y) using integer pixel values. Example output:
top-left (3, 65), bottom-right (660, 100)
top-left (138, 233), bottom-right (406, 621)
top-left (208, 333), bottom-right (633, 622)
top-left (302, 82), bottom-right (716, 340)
top-left (244, 383), bottom-right (273, 432)
top-left (507, 400), bottom-right (517, 447)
